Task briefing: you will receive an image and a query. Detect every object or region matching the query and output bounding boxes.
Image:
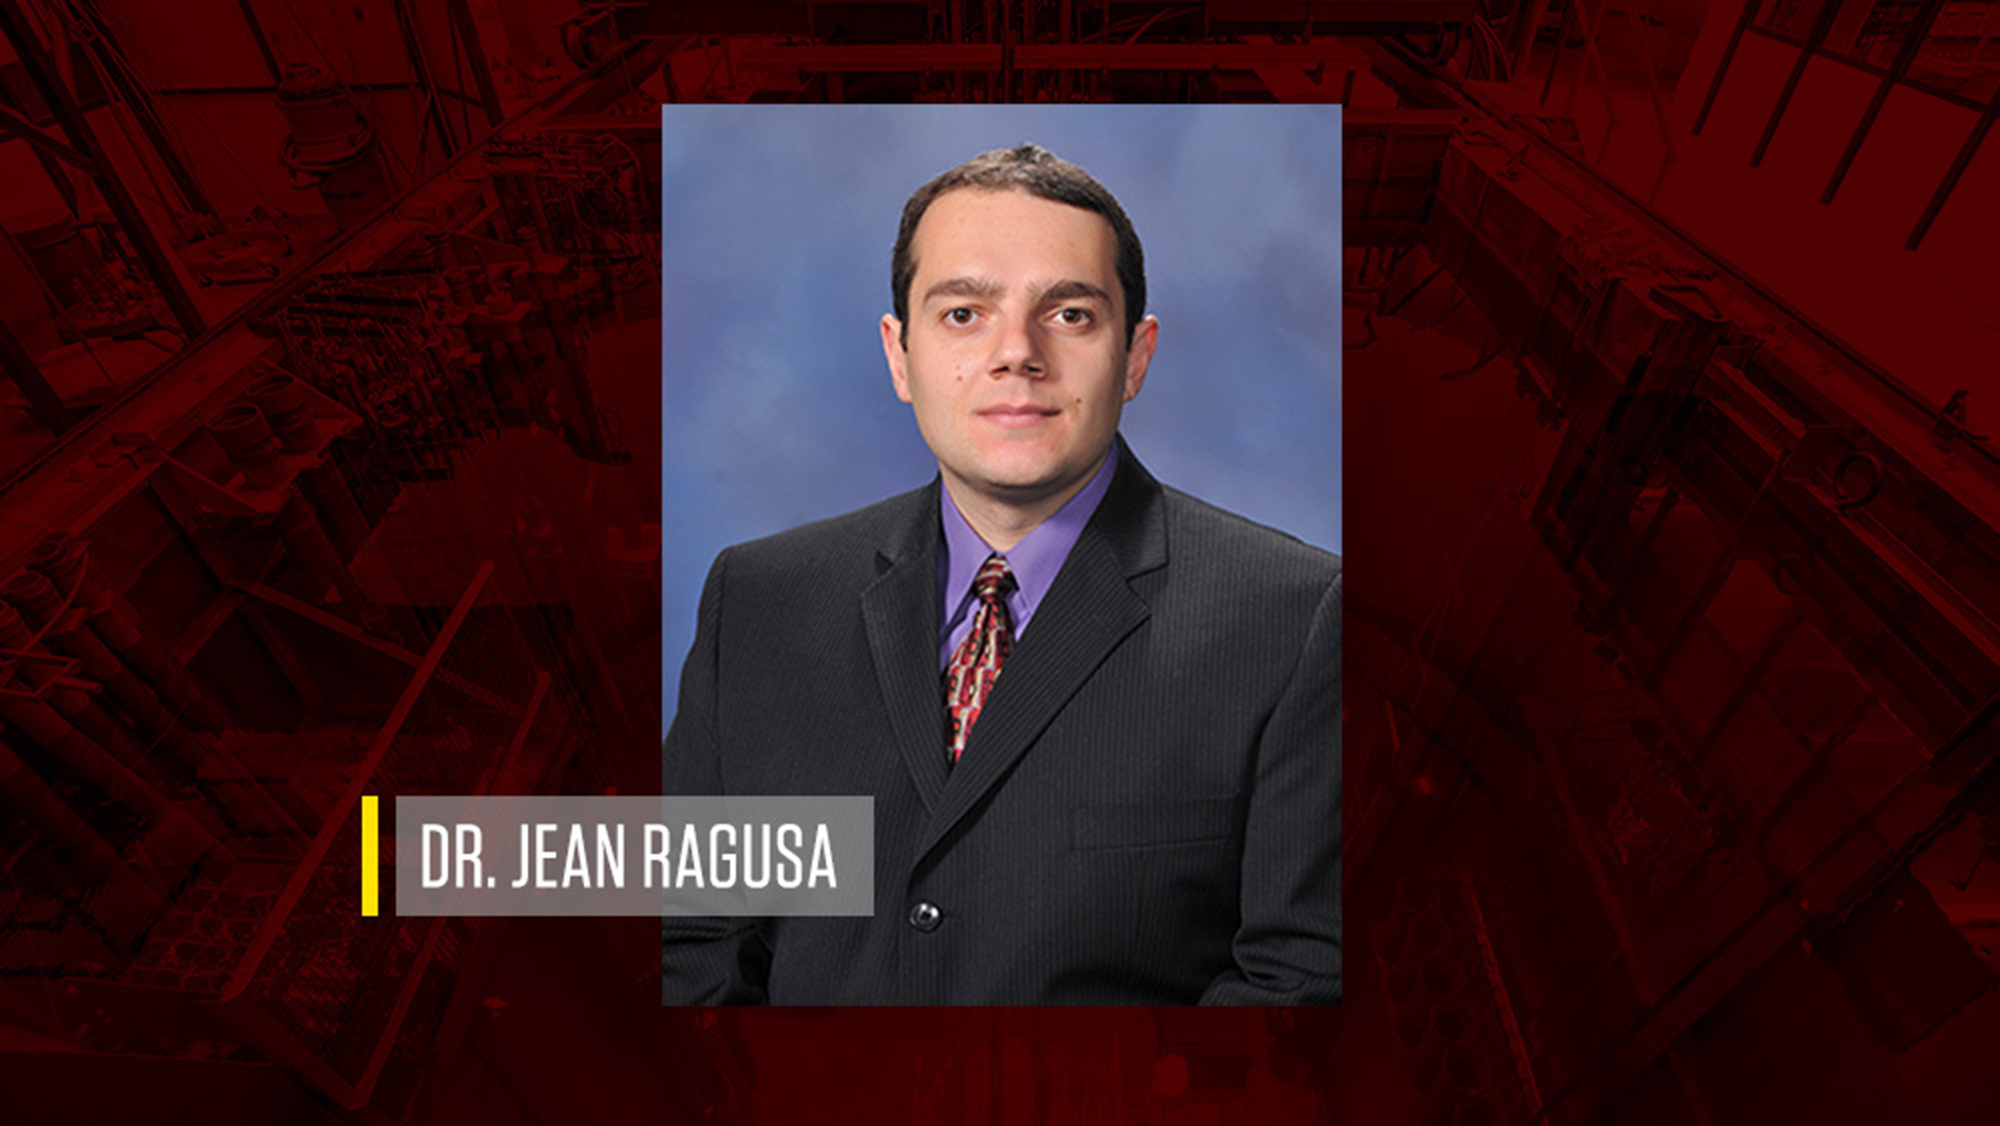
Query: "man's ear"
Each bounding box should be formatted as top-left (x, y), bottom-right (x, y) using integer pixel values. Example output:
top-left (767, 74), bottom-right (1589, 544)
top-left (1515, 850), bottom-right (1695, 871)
top-left (1122, 315), bottom-right (1159, 402)
top-left (882, 314), bottom-right (913, 403)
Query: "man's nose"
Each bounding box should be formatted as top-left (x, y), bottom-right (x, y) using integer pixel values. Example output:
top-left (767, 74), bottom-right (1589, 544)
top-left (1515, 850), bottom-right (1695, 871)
top-left (988, 309), bottom-right (1046, 377)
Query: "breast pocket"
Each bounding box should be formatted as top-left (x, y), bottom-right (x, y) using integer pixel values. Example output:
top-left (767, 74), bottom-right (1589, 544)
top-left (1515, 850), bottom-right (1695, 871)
top-left (1071, 795), bottom-right (1240, 852)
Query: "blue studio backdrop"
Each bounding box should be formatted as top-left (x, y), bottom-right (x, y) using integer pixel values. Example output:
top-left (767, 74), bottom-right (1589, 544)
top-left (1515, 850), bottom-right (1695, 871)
top-left (660, 104), bottom-right (1342, 724)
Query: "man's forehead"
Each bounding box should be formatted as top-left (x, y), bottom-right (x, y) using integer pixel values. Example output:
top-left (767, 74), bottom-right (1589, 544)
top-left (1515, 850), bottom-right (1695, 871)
top-left (916, 186), bottom-right (1116, 247)
top-left (910, 187), bottom-right (1120, 286)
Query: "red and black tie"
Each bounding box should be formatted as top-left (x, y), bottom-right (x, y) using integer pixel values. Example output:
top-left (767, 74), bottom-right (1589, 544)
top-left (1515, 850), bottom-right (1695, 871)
top-left (943, 554), bottom-right (1016, 763)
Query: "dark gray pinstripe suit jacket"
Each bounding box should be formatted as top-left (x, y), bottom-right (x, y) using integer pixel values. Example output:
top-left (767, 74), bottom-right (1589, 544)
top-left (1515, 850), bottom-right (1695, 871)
top-left (661, 439), bottom-right (1341, 1005)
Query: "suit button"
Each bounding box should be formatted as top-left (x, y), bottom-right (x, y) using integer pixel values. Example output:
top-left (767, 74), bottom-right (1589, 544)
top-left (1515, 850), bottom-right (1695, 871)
top-left (908, 901), bottom-right (942, 932)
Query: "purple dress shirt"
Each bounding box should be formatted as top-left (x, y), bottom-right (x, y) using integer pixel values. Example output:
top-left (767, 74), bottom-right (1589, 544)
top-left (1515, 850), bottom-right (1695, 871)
top-left (937, 443), bottom-right (1120, 668)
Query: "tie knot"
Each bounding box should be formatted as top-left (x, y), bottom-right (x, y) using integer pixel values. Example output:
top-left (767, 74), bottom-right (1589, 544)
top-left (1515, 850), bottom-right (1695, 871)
top-left (973, 555), bottom-right (1016, 602)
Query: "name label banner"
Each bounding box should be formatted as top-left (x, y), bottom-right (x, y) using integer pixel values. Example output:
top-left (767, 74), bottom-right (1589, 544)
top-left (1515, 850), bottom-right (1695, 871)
top-left (392, 796), bottom-right (874, 917)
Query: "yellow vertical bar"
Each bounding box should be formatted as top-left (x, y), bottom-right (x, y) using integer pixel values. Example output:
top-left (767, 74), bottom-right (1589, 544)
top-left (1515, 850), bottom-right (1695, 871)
top-left (361, 794), bottom-right (380, 917)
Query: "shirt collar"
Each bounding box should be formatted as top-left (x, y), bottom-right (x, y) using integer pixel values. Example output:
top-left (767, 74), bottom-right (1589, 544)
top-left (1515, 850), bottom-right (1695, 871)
top-left (938, 441), bottom-right (1120, 634)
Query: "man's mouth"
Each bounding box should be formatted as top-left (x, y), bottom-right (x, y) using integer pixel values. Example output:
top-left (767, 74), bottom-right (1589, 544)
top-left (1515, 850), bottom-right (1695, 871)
top-left (977, 404), bottom-right (1059, 428)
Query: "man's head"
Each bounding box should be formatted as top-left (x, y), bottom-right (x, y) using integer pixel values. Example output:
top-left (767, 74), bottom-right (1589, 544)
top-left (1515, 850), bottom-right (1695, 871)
top-left (882, 145), bottom-right (1159, 529)
top-left (891, 145), bottom-right (1148, 347)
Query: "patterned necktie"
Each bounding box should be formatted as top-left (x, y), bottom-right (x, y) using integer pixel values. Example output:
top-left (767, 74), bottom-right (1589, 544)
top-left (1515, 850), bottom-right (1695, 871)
top-left (943, 554), bottom-right (1017, 763)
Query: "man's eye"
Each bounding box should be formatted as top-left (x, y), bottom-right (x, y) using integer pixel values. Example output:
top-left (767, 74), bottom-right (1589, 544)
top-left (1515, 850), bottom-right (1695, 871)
top-left (944, 308), bottom-right (977, 326)
top-left (1054, 307), bottom-right (1094, 326)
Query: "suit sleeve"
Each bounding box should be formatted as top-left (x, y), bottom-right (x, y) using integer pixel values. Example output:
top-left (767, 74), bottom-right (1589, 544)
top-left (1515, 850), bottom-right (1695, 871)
top-left (660, 548), bottom-right (773, 1005)
top-left (1202, 566), bottom-right (1342, 1005)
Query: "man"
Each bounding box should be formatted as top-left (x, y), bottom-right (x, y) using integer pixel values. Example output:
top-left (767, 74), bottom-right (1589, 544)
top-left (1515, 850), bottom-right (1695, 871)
top-left (662, 144), bottom-right (1340, 1005)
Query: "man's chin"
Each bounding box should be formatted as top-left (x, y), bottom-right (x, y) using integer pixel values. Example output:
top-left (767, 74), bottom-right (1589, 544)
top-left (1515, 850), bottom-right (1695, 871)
top-left (973, 460), bottom-right (1069, 492)
top-left (984, 479), bottom-right (1063, 501)
top-left (970, 468), bottom-right (1093, 507)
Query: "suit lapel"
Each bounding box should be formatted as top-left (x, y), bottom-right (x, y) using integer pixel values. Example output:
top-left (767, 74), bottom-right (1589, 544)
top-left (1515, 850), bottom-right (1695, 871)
top-left (861, 484), bottom-right (950, 812)
top-left (912, 441), bottom-right (1169, 865)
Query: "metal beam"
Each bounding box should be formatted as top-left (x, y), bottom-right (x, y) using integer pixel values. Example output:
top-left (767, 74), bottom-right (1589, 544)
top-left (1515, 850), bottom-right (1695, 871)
top-left (1906, 88), bottom-right (1997, 251)
top-left (731, 43), bottom-right (997, 74)
top-left (1538, 0), bottom-right (1572, 106)
top-left (68, 0), bottom-right (214, 214)
top-left (0, 41), bottom-right (663, 516)
top-left (1509, 0), bottom-right (1554, 86)
top-left (1692, 0), bottom-right (1762, 134)
top-left (0, 99), bottom-right (93, 169)
top-left (392, 0), bottom-right (459, 158)
top-left (1404, 45), bottom-right (1996, 475)
top-left (1749, 0), bottom-right (1846, 166)
top-left (447, 0), bottom-right (505, 128)
top-left (26, 139), bottom-right (78, 211)
top-left (0, 314), bottom-right (76, 435)
top-left (0, 0), bottom-right (205, 335)
top-left (1021, 41), bottom-right (1373, 69)
top-left (734, 40), bottom-right (1372, 72)
top-left (151, 81), bottom-right (475, 98)
top-left (1819, 0), bottom-right (1945, 203)
top-left (233, 0), bottom-right (282, 83)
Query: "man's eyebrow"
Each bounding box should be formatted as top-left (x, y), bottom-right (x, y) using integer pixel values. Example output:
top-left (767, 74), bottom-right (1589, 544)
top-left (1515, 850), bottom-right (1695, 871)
top-left (922, 276), bottom-right (1004, 303)
top-left (1036, 280), bottom-right (1112, 305)
top-left (920, 277), bottom-right (1114, 306)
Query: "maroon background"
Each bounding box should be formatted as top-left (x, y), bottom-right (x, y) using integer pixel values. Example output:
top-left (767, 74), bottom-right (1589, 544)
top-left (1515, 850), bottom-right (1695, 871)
top-left (1, 2), bottom-right (1995, 1123)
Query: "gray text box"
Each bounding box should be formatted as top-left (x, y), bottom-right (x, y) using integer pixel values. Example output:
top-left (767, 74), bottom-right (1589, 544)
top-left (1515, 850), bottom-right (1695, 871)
top-left (394, 796), bottom-right (873, 916)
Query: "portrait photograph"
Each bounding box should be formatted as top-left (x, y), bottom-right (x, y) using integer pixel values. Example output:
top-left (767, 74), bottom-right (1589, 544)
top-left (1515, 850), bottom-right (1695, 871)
top-left (659, 103), bottom-right (1342, 1006)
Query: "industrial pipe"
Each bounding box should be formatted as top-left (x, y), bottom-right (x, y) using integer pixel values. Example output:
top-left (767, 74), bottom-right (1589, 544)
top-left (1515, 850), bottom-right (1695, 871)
top-left (3, 572), bottom-right (302, 838)
top-left (277, 63), bottom-right (397, 230)
top-left (25, 532), bottom-right (230, 732)
top-left (0, 601), bottom-right (160, 778)
top-left (0, 675), bottom-right (223, 871)
top-left (246, 373), bottom-right (320, 454)
top-left (240, 378), bottom-right (374, 560)
top-left (0, 734), bottom-right (165, 949)
top-left (5, 570), bottom-right (214, 773)
top-left (208, 403), bottom-right (288, 491)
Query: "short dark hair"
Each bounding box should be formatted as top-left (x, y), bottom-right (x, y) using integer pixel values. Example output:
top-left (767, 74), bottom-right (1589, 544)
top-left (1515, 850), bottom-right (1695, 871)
top-left (891, 144), bottom-right (1147, 347)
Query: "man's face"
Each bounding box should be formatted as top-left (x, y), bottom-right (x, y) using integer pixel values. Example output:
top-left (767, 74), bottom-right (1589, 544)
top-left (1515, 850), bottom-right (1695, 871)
top-left (882, 188), bottom-right (1158, 512)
